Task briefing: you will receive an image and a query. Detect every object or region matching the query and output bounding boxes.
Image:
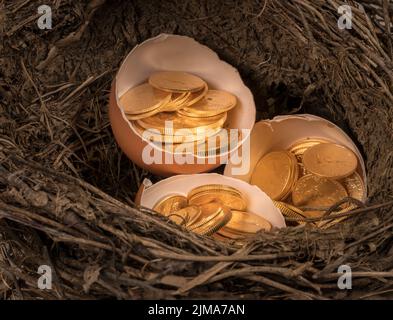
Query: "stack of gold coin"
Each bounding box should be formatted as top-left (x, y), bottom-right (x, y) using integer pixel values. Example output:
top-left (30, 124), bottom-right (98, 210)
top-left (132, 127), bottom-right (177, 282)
top-left (250, 140), bottom-right (365, 228)
top-left (120, 71), bottom-right (238, 156)
top-left (152, 184), bottom-right (272, 242)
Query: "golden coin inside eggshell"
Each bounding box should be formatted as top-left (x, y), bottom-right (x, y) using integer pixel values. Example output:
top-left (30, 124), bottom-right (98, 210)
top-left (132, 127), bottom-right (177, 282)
top-left (302, 143), bottom-right (358, 179)
top-left (225, 210), bottom-right (272, 233)
top-left (341, 171), bottom-right (365, 201)
top-left (178, 90), bottom-right (237, 118)
top-left (190, 202), bottom-right (232, 236)
top-left (149, 71), bottom-right (206, 93)
top-left (187, 184), bottom-right (247, 211)
top-left (292, 175), bottom-right (348, 218)
top-left (167, 205), bottom-right (202, 226)
top-left (250, 151), bottom-right (298, 201)
top-left (153, 195), bottom-right (188, 216)
top-left (288, 138), bottom-right (331, 158)
top-left (183, 83), bottom-right (209, 107)
top-left (120, 83), bottom-right (171, 115)
top-left (136, 111), bottom-right (227, 134)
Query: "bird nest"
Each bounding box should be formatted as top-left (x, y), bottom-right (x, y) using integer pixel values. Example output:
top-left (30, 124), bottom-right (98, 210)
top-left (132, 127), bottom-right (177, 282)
top-left (1, 0), bottom-right (393, 299)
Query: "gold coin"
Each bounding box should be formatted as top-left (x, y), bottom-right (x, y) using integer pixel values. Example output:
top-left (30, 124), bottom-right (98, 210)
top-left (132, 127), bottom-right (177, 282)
top-left (120, 83), bottom-right (171, 115)
top-left (177, 90), bottom-right (237, 117)
top-left (153, 195), bottom-right (188, 215)
top-left (272, 201), bottom-right (308, 226)
top-left (188, 190), bottom-right (246, 211)
top-left (341, 171), bottom-right (365, 201)
top-left (187, 201), bottom-right (222, 229)
top-left (136, 111), bottom-right (227, 135)
top-left (159, 92), bottom-right (191, 112)
top-left (225, 210), bottom-right (272, 233)
top-left (132, 121), bottom-right (218, 144)
top-left (193, 128), bottom-right (240, 157)
top-left (292, 175), bottom-right (348, 218)
top-left (182, 83), bottom-right (209, 107)
top-left (288, 138), bottom-right (330, 158)
top-left (302, 143), bottom-right (358, 179)
top-left (217, 227), bottom-right (250, 240)
top-left (167, 205), bottom-right (202, 226)
top-left (190, 202), bottom-right (232, 236)
top-left (188, 184), bottom-right (246, 211)
top-left (188, 184), bottom-right (242, 198)
top-left (149, 71), bottom-right (206, 93)
top-left (250, 151), bottom-right (299, 201)
top-left (162, 84), bottom-right (208, 112)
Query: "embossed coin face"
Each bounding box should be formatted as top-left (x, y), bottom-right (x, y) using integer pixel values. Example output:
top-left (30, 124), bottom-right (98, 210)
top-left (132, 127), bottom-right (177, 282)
top-left (167, 205), bottom-right (202, 226)
top-left (188, 184), bottom-right (246, 211)
top-left (250, 151), bottom-right (298, 201)
top-left (149, 71), bottom-right (206, 93)
top-left (120, 83), bottom-right (171, 115)
top-left (302, 143), bottom-right (358, 179)
top-left (225, 210), bottom-right (272, 233)
top-left (292, 175), bottom-right (348, 218)
top-left (178, 90), bottom-right (237, 117)
top-left (153, 195), bottom-right (188, 216)
top-left (341, 171), bottom-right (365, 201)
top-left (288, 138), bottom-right (330, 158)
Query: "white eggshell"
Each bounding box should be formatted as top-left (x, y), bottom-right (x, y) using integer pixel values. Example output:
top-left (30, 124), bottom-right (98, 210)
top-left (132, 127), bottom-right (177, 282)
top-left (224, 114), bottom-right (367, 201)
top-left (140, 173), bottom-right (286, 229)
top-left (115, 34), bottom-right (256, 158)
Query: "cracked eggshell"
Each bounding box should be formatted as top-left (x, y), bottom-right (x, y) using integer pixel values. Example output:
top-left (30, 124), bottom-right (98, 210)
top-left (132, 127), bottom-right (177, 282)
top-left (140, 173), bottom-right (286, 229)
top-left (109, 34), bottom-right (256, 176)
top-left (224, 114), bottom-right (367, 202)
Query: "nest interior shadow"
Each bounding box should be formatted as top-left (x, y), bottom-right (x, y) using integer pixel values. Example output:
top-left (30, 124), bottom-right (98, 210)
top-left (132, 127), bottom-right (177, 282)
top-left (1, 0), bottom-right (393, 299)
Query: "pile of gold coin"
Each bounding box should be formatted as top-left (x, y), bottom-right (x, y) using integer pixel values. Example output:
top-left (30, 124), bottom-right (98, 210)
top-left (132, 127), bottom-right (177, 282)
top-left (250, 140), bottom-right (365, 228)
top-left (120, 71), bottom-right (238, 156)
top-left (153, 184), bottom-right (272, 243)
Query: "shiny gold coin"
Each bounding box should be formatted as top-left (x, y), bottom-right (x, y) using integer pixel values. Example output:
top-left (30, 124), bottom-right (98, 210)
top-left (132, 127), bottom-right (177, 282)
top-left (192, 128), bottom-right (240, 157)
top-left (182, 83), bottom-right (209, 107)
top-left (225, 210), bottom-right (272, 233)
top-left (133, 121), bottom-right (219, 144)
top-left (159, 92), bottom-right (191, 112)
top-left (217, 227), bottom-right (250, 240)
top-left (136, 111), bottom-right (227, 135)
top-left (250, 151), bottom-right (299, 201)
top-left (177, 90), bottom-right (237, 118)
top-left (187, 201), bottom-right (223, 229)
top-left (273, 201), bottom-right (308, 226)
top-left (120, 83), bottom-right (171, 115)
top-left (188, 184), bottom-right (246, 211)
top-left (162, 84), bottom-right (208, 112)
top-left (190, 202), bottom-right (232, 236)
top-left (188, 190), bottom-right (246, 211)
top-left (188, 184), bottom-right (242, 199)
top-left (161, 128), bottom-right (239, 157)
top-left (153, 195), bottom-right (188, 215)
top-left (292, 175), bottom-right (348, 218)
top-left (149, 71), bottom-right (206, 93)
top-left (167, 205), bottom-right (202, 226)
top-left (288, 138), bottom-right (330, 158)
top-left (317, 172), bottom-right (365, 229)
top-left (302, 143), bottom-right (358, 179)
top-left (341, 171), bottom-right (365, 201)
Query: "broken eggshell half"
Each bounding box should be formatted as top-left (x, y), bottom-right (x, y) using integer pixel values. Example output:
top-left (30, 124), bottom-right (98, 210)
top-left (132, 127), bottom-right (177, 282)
top-left (109, 34), bottom-right (256, 176)
top-left (224, 114), bottom-right (367, 202)
top-left (139, 173), bottom-right (286, 229)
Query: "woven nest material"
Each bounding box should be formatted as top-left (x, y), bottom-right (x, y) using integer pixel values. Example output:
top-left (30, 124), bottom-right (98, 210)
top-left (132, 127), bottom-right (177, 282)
top-left (1, 0), bottom-right (393, 300)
